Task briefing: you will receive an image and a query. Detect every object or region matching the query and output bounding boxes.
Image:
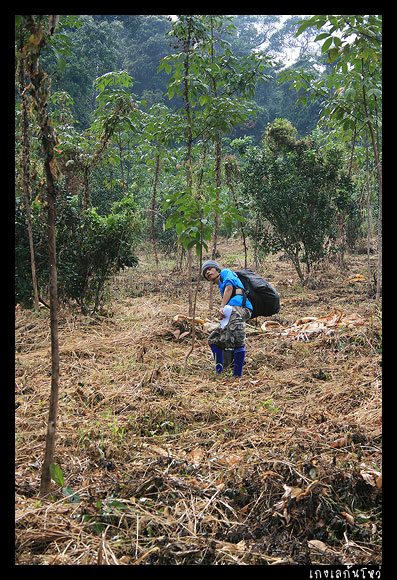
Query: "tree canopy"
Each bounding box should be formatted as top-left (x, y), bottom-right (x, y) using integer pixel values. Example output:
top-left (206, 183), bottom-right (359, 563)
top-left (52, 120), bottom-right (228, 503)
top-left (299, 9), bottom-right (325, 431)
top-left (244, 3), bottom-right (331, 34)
top-left (16, 14), bottom-right (382, 309)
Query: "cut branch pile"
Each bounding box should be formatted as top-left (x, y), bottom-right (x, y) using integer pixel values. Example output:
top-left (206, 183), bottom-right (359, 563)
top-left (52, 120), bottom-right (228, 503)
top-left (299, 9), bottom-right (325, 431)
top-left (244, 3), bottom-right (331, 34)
top-left (261, 310), bottom-right (365, 341)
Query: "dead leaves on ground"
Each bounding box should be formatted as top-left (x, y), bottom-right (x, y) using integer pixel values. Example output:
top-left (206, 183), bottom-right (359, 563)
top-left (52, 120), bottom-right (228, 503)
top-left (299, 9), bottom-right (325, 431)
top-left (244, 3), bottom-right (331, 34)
top-left (359, 466), bottom-right (382, 490)
top-left (331, 435), bottom-right (350, 449)
top-left (171, 314), bottom-right (216, 341)
top-left (171, 329), bottom-right (190, 341)
top-left (15, 250), bottom-right (381, 565)
top-left (347, 274), bottom-right (365, 283)
top-left (172, 309), bottom-right (366, 344)
top-left (172, 314), bottom-right (211, 326)
top-left (261, 309), bottom-right (365, 341)
top-left (272, 480), bottom-right (320, 523)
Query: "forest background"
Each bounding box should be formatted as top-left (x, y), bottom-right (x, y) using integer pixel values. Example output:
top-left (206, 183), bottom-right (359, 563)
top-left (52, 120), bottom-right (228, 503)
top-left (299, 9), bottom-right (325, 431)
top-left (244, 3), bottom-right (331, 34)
top-left (15, 15), bottom-right (382, 566)
top-left (15, 14), bottom-right (382, 314)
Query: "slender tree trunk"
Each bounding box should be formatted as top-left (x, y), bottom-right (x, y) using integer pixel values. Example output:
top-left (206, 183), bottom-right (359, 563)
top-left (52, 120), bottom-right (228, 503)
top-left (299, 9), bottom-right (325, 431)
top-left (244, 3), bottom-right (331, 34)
top-left (117, 129), bottom-right (126, 196)
top-left (209, 17), bottom-right (221, 310)
top-left (366, 130), bottom-right (382, 299)
top-left (337, 126), bottom-right (357, 270)
top-left (375, 177), bottom-right (382, 301)
top-left (365, 134), bottom-right (372, 294)
top-left (183, 217), bottom-right (204, 375)
top-left (225, 159), bottom-right (248, 268)
top-left (17, 39), bottom-right (39, 310)
top-left (150, 153), bottom-right (160, 278)
top-left (210, 135), bottom-right (221, 310)
top-left (40, 156), bottom-right (60, 497)
top-left (362, 60), bottom-right (382, 301)
top-left (126, 138), bottom-right (131, 193)
top-left (24, 15), bottom-right (60, 497)
top-left (182, 23), bottom-right (194, 316)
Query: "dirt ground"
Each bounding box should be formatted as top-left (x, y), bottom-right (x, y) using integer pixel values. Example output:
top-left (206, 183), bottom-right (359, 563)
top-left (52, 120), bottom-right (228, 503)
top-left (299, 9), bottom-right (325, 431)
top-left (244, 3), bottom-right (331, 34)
top-left (15, 240), bottom-right (382, 566)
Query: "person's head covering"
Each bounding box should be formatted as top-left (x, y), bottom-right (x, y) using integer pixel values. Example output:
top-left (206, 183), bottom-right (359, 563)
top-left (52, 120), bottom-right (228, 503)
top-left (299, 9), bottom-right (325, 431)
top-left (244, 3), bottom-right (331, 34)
top-left (202, 260), bottom-right (220, 278)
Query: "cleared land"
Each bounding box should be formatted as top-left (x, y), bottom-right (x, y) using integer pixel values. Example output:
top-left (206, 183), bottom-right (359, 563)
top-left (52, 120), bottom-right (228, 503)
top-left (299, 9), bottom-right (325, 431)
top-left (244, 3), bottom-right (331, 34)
top-left (15, 240), bottom-right (382, 565)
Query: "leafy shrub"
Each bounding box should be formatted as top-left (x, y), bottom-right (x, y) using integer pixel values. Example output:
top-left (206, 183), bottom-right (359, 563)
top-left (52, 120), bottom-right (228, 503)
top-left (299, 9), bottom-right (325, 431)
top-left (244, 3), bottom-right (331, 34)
top-left (15, 193), bottom-right (141, 312)
top-left (241, 121), bottom-right (359, 283)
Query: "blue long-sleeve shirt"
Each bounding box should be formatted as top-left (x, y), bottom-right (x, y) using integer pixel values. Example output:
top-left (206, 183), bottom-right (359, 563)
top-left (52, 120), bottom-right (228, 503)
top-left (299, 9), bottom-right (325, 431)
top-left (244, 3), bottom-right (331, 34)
top-left (219, 269), bottom-right (253, 311)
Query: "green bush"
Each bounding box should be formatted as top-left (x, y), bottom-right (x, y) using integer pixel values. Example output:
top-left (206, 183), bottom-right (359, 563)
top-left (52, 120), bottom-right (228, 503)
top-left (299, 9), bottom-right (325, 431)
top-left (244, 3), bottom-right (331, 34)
top-left (15, 193), bottom-right (141, 312)
top-left (241, 120), bottom-right (359, 283)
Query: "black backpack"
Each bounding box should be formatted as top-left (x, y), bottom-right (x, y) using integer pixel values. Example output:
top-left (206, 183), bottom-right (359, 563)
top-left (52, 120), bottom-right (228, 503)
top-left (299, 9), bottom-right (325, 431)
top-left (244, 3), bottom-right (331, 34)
top-left (234, 269), bottom-right (280, 319)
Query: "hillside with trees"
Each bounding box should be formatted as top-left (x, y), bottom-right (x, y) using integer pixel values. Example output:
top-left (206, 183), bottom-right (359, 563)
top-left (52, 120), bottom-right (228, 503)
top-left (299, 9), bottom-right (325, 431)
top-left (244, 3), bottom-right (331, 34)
top-left (15, 15), bottom-right (381, 569)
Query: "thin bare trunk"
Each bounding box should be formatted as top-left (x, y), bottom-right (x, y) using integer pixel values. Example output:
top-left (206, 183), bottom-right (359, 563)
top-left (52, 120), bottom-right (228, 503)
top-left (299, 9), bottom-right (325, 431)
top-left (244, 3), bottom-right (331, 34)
top-left (117, 129), bottom-right (126, 196)
top-left (210, 136), bottom-right (221, 310)
top-left (183, 23), bottom-right (194, 316)
top-left (151, 153), bottom-right (160, 278)
top-left (225, 159), bottom-right (248, 268)
top-left (183, 219), bottom-right (204, 375)
top-left (362, 60), bottom-right (382, 301)
top-left (24, 15), bottom-right (60, 497)
top-left (337, 126), bottom-right (357, 270)
top-left (40, 163), bottom-right (60, 497)
top-left (209, 17), bottom-right (221, 310)
top-left (365, 134), bottom-right (372, 293)
top-left (17, 39), bottom-right (39, 310)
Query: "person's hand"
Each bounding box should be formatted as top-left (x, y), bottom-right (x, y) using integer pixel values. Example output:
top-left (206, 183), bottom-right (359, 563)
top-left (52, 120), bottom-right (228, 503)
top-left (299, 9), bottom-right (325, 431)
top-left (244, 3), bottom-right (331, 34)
top-left (219, 306), bottom-right (226, 319)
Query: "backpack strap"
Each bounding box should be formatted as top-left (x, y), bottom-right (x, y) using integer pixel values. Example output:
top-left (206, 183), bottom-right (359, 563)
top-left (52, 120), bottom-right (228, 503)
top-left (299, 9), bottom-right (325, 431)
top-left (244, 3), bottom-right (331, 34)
top-left (220, 273), bottom-right (248, 307)
top-left (229, 282), bottom-right (249, 307)
top-left (241, 288), bottom-right (248, 308)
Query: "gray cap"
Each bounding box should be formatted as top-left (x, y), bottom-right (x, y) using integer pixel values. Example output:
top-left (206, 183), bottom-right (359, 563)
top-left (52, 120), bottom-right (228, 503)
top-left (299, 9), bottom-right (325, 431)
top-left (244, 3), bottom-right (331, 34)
top-left (202, 260), bottom-right (220, 277)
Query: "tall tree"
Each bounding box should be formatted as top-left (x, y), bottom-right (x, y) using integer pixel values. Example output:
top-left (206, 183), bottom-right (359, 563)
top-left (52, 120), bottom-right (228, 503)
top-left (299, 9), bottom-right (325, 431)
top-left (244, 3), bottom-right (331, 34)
top-left (170, 16), bottom-right (195, 315)
top-left (16, 27), bottom-right (39, 310)
top-left (282, 15), bottom-right (382, 298)
top-left (160, 15), bottom-right (271, 310)
top-left (21, 14), bottom-right (61, 497)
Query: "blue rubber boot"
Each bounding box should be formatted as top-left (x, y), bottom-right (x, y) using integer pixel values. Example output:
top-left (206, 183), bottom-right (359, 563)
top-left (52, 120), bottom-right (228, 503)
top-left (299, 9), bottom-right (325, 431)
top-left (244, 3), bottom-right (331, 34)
top-left (210, 344), bottom-right (224, 373)
top-left (233, 346), bottom-right (246, 377)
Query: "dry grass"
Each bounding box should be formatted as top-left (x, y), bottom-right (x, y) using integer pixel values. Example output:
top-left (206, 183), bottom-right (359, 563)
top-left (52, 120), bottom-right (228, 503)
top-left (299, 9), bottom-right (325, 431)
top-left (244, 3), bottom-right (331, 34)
top-left (15, 240), bottom-right (382, 565)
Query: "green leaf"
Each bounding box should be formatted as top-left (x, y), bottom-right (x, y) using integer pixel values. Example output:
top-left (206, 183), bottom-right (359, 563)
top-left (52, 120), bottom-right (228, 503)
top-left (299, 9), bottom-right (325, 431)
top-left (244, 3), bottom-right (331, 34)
top-left (321, 37), bottom-right (333, 54)
top-left (333, 36), bottom-right (342, 47)
top-left (165, 213), bottom-right (180, 230)
top-left (175, 221), bottom-right (185, 235)
top-left (62, 486), bottom-right (81, 504)
top-left (296, 19), bottom-right (313, 36)
top-left (50, 463), bottom-right (64, 487)
top-left (315, 32), bottom-right (331, 42)
top-left (344, 87), bottom-right (356, 100)
top-left (327, 47), bottom-right (340, 63)
top-left (343, 118), bottom-right (356, 132)
top-left (366, 88), bottom-right (382, 99)
top-left (106, 499), bottom-right (128, 511)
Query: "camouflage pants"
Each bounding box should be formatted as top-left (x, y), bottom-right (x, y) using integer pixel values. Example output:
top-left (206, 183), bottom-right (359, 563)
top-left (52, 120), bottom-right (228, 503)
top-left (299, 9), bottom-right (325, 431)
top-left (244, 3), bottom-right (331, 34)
top-left (208, 306), bottom-right (251, 350)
